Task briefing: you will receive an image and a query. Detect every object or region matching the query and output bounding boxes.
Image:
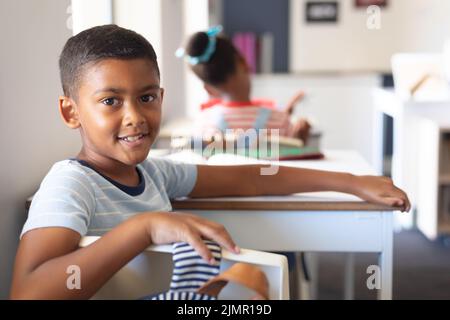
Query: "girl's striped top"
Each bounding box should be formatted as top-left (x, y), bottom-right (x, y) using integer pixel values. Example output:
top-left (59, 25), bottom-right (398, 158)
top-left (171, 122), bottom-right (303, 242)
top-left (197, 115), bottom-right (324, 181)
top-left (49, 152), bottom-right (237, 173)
top-left (197, 99), bottom-right (294, 137)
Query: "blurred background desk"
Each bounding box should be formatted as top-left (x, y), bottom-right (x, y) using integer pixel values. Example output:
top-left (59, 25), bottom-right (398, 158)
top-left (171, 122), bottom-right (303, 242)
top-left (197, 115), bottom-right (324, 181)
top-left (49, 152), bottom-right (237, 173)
top-left (373, 88), bottom-right (450, 238)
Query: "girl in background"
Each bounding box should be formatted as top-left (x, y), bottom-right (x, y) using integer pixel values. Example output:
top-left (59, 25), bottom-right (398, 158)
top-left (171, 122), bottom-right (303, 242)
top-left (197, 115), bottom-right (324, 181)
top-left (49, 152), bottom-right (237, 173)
top-left (177, 26), bottom-right (311, 144)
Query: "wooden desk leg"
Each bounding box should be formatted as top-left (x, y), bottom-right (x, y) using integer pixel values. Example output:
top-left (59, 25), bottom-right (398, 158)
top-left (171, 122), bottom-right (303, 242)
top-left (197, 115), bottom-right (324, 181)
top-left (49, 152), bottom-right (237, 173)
top-left (344, 253), bottom-right (355, 300)
top-left (378, 212), bottom-right (393, 300)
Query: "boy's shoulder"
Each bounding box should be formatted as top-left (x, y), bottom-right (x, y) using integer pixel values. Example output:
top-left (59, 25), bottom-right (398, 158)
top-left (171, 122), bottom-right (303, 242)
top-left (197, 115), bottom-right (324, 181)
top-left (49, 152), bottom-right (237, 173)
top-left (40, 157), bottom-right (194, 190)
top-left (44, 159), bottom-right (92, 178)
top-left (25, 160), bottom-right (97, 238)
top-left (39, 159), bottom-right (96, 191)
top-left (41, 157), bottom-right (184, 185)
top-left (142, 156), bottom-right (197, 183)
top-left (142, 156), bottom-right (198, 199)
top-left (140, 156), bottom-right (189, 176)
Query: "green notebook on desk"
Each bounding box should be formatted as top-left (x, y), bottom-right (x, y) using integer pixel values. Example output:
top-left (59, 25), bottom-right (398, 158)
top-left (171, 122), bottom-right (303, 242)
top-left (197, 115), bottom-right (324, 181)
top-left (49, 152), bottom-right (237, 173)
top-left (200, 145), bottom-right (324, 161)
top-left (186, 135), bottom-right (324, 161)
top-left (265, 146), bottom-right (324, 160)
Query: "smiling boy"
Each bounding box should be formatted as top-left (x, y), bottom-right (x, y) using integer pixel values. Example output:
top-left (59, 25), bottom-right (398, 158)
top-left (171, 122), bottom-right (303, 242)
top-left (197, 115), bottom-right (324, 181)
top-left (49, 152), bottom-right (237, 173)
top-left (11, 25), bottom-right (410, 299)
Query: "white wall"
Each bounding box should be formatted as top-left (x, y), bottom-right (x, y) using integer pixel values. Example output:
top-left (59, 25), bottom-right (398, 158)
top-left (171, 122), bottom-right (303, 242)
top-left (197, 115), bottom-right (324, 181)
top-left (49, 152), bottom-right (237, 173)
top-left (290, 0), bottom-right (450, 72)
top-left (114, 0), bottom-right (162, 64)
top-left (114, 0), bottom-right (210, 121)
top-left (182, 0), bottom-right (210, 118)
top-left (71, 0), bottom-right (112, 35)
top-left (0, 0), bottom-right (77, 297)
top-left (113, 0), bottom-right (210, 121)
top-left (114, 0), bottom-right (187, 124)
top-left (160, 0), bottom-right (186, 124)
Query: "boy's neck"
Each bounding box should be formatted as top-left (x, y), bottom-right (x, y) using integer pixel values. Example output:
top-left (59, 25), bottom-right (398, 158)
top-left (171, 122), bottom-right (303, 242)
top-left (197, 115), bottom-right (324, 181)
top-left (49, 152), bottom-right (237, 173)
top-left (76, 148), bottom-right (140, 187)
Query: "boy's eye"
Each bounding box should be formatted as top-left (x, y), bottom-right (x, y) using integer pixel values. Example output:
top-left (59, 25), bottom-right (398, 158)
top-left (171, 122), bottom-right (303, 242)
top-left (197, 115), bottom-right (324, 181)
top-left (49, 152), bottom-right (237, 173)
top-left (101, 97), bottom-right (120, 106)
top-left (140, 94), bottom-right (155, 103)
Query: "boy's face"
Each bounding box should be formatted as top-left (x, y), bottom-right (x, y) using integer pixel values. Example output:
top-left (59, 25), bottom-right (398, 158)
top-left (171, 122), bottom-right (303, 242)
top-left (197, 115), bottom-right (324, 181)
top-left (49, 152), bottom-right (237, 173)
top-left (63, 58), bottom-right (163, 166)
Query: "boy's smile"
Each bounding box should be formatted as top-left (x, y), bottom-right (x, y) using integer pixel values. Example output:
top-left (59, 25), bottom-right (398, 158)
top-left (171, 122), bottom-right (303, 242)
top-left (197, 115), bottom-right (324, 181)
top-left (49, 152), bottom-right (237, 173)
top-left (60, 58), bottom-right (163, 185)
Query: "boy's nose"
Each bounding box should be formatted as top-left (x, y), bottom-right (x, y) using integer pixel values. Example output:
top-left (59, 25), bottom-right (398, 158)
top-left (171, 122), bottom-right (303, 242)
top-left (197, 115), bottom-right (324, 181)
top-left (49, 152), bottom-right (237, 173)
top-left (122, 103), bottom-right (145, 126)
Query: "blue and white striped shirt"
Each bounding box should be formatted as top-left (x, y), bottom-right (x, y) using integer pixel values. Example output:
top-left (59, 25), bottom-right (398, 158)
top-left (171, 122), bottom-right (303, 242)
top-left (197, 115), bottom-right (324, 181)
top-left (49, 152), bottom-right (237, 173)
top-left (21, 157), bottom-right (197, 237)
top-left (148, 241), bottom-right (221, 300)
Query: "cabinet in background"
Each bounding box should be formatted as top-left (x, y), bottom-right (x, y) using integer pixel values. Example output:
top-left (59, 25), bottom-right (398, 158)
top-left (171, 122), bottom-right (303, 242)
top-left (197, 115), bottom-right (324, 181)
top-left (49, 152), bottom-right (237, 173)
top-left (418, 117), bottom-right (450, 239)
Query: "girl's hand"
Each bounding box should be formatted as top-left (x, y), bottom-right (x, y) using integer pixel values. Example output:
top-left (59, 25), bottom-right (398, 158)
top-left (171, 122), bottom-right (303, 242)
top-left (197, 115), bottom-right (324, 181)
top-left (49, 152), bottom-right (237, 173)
top-left (285, 90), bottom-right (306, 115)
top-left (292, 118), bottom-right (311, 144)
top-left (140, 212), bottom-right (240, 264)
top-left (352, 175), bottom-right (411, 212)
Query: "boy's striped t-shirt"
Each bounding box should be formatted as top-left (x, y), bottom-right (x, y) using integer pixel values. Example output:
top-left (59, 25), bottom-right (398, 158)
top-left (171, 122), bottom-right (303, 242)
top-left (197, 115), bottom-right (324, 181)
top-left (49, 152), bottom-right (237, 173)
top-left (21, 157), bottom-right (197, 238)
top-left (197, 99), bottom-right (294, 137)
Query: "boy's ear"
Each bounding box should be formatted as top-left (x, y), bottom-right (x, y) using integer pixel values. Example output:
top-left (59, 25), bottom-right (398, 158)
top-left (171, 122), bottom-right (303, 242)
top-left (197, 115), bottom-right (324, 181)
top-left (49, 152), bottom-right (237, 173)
top-left (204, 84), bottom-right (221, 98)
top-left (160, 87), bottom-right (164, 104)
top-left (59, 96), bottom-right (80, 129)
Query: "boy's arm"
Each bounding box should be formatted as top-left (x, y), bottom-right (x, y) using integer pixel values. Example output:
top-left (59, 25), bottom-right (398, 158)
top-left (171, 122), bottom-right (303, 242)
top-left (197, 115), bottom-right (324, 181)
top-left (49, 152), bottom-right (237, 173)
top-left (190, 165), bottom-right (411, 212)
top-left (11, 218), bottom-right (147, 299)
top-left (11, 212), bottom-right (237, 299)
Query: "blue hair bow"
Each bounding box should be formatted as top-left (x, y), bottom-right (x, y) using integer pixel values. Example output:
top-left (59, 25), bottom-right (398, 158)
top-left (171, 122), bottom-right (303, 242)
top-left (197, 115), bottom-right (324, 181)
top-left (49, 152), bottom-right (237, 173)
top-left (176, 25), bottom-right (223, 65)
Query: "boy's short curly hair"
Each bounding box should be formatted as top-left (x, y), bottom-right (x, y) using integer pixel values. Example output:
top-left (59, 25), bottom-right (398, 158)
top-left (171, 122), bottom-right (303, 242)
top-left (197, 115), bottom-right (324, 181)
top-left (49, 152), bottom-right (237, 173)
top-left (59, 24), bottom-right (159, 99)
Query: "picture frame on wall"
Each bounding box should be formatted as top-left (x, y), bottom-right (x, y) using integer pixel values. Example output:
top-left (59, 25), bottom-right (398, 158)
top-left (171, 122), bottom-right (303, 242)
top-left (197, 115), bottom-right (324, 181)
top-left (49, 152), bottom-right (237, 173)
top-left (305, 1), bottom-right (339, 23)
top-left (354, 0), bottom-right (387, 7)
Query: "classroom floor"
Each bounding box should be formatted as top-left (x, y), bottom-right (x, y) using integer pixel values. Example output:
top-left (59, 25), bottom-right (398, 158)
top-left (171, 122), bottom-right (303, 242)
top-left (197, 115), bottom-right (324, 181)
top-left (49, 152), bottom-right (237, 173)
top-left (314, 229), bottom-right (450, 300)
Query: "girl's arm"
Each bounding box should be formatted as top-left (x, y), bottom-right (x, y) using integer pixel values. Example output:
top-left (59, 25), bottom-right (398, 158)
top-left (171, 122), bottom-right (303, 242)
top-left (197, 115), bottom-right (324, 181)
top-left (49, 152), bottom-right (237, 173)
top-left (190, 165), bottom-right (411, 212)
top-left (10, 212), bottom-right (237, 299)
top-left (284, 90), bottom-right (305, 115)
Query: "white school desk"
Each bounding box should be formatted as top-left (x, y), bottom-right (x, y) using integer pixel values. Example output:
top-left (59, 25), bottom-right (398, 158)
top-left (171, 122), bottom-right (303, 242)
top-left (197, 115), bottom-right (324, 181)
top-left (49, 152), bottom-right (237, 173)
top-left (169, 150), bottom-right (398, 300)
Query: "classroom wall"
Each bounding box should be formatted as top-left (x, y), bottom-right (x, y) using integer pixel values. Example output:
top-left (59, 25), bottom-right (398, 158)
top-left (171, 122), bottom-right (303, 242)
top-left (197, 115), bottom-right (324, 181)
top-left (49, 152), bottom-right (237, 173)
top-left (113, 0), bottom-right (188, 125)
top-left (0, 0), bottom-right (76, 298)
top-left (182, 0), bottom-right (210, 119)
top-left (290, 0), bottom-right (450, 72)
top-left (71, 0), bottom-right (112, 35)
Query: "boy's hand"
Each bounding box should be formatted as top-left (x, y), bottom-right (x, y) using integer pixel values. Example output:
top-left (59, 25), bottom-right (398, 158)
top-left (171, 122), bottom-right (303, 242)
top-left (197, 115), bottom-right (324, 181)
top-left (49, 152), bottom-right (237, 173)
top-left (141, 212), bottom-right (240, 264)
top-left (352, 175), bottom-right (411, 212)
